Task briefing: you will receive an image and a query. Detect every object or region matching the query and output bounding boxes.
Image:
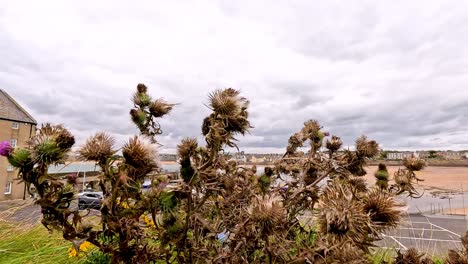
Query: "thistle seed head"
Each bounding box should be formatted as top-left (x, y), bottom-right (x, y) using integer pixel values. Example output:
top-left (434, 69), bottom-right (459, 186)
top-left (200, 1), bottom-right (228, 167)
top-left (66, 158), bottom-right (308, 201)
top-left (362, 188), bottom-right (402, 230)
top-left (177, 138), bottom-right (198, 159)
top-left (248, 195), bottom-right (286, 234)
top-left (356, 135), bottom-right (379, 158)
top-left (326, 135), bottom-right (342, 152)
top-left (130, 109), bottom-right (146, 126)
top-left (132, 92), bottom-right (152, 107)
top-left (209, 89), bottom-right (241, 116)
top-left (318, 181), bottom-right (374, 244)
top-left (149, 99), bottom-right (175, 118)
top-left (403, 157), bottom-right (426, 171)
top-left (137, 83), bottom-right (147, 93)
top-left (78, 132), bottom-right (115, 162)
top-left (123, 135), bottom-right (160, 172)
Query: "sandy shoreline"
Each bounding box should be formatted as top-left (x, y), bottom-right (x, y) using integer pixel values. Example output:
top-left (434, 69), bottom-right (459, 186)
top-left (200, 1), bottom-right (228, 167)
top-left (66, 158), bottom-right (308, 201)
top-left (363, 166), bottom-right (468, 193)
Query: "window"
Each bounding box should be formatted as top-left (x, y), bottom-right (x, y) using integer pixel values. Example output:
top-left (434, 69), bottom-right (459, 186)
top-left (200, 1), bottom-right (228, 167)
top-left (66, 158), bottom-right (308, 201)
top-left (10, 139), bottom-right (17, 148)
top-left (4, 182), bottom-right (12, 194)
top-left (12, 122), bottom-right (19, 129)
top-left (7, 165), bottom-right (14, 172)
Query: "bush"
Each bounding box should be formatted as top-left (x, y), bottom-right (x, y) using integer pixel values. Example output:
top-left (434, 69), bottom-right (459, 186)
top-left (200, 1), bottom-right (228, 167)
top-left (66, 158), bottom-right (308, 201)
top-left (2, 84), bottom-right (437, 263)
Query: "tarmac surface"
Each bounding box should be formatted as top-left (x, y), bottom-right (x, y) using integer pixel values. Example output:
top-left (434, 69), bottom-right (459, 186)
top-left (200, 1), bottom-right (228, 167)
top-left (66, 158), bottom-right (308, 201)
top-left (375, 213), bottom-right (467, 256)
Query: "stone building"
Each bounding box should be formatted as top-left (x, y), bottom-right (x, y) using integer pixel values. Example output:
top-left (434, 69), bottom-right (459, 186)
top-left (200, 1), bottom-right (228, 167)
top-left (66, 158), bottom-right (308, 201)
top-left (0, 89), bottom-right (37, 200)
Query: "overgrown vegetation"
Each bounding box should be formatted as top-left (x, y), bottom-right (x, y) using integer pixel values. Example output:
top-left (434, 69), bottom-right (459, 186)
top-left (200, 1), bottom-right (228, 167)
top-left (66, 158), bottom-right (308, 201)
top-left (0, 223), bottom-right (84, 264)
top-left (1, 84), bottom-right (467, 263)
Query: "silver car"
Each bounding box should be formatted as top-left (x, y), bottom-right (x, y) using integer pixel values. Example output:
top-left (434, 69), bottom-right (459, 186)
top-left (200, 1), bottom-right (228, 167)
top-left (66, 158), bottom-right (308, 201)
top-left (78, 191), bottom-right (103, 210)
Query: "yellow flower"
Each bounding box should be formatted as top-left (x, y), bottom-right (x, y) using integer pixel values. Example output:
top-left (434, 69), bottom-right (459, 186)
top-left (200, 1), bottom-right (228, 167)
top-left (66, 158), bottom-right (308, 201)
top-left (68, 247), bottom-right (78, 257)
top-left (68, 241), bottom-right (95, 258)
top-left (116, 198), bottom-right (130, 208)
top-left (141, 214), bottom-right (155, 227)
top-left (79, 241), bottom-right (95, 252)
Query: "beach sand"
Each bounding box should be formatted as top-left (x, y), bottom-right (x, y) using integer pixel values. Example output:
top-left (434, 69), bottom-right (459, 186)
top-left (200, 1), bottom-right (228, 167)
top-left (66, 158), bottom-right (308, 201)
top-left (364, 166), bottom-right (468, 193)
top-left (364, 166), bottom-right (468, 215)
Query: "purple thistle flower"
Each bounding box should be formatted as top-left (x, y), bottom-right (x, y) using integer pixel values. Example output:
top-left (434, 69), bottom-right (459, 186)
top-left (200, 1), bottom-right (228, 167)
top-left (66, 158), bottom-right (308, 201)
top-left (0, 141), bottom-right (13, 157)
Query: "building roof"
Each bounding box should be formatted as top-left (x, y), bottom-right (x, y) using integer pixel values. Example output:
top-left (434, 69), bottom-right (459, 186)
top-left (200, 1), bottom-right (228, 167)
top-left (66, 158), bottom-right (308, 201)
top-left (48, 162), bottom-right (101, 174)
top-left (0, 89), bottom-right (37, 124)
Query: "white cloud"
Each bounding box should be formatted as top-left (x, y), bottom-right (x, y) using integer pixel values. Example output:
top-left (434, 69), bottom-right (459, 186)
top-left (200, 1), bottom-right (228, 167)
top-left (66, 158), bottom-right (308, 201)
top-left (1, 0), bottom-right (468, 153)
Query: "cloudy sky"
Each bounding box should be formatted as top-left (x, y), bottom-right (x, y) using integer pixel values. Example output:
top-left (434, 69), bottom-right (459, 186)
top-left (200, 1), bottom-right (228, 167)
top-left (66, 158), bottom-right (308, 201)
top-left (1, 1), bottom-right (468, 153)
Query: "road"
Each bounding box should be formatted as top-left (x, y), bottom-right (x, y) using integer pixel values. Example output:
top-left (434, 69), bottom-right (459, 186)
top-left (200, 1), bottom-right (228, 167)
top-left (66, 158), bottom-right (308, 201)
top-left (375, 214), bottom-right (467, 256)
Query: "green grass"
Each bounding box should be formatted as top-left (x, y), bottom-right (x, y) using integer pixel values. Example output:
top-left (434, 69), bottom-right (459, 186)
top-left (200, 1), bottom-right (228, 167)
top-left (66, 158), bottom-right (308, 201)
top-left (0, 220), bottom-right (449, 264)
top-left (370, 247), bottom-right (446, 264)
top-left (0, 222), bottom-right (86, 264)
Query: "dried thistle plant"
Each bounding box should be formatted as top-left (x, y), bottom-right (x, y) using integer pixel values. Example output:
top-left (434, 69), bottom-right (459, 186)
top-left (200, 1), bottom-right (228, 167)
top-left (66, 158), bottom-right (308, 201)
top-left (390, 156), bottom-right (426, 198)
top-left (446, 231), bottom-right (468, 264)
top-left (78, 132), bottom-right (115, 164)
top-left (5, 83), bottom-right (440, 264)
top-left (375, 163), bottom-right (389, 190)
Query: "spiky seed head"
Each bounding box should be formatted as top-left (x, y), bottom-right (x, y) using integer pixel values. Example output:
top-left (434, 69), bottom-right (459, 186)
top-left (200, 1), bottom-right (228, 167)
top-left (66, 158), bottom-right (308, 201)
top-left (225, 115), bottom-right (251, 134)
top-left (29, 124), bottom-right (74, 153)
top-left (356, 135), bottom-right (379, 158)
top-left (375, 165), bottom-right (389, 190)
top-left (362, 188), bottom-right (402, 230)
top-left (149, 99), bottom-right (175, 118)
top-left (34, 139), bottom-right (62, 164)
top-left (223, 87), bottom-right (240, 97)
top-left (132, 92), bottom-right (152, 107)
top-left (403, 157), bottom-right (426, 171)
top-left (318, 181), bottom-right (374, 244)
top-left (342, 151), bottom-right (367, 176)
top-left (55, 129), bottom-right (75, 150)
top-left (378, 163), bottom-right (387, 171)
top-left (122, 136), bottom-right (159, 171)
top-left (375, 170), bottom-right (389, 181)
top-left (446, 249), bottom-right (468, 264)
top-left (395, 248), bottom-right (425, 264)
top-left (348, 177), bottom-right (368, 193)
top-left (137, 83), bottom-right (147, 93)
top-left (301, 120), bottom-right (322, 142)
top-left (222, 175), bottom-right (236, 192)
top-left (177, 138), bottom-right (198, 159)
top-left (209, 89), bottom-right (239, 116)
top-left (78, 133), bottom-right (115, 162)
top-left (130, 109), bottom-right (146, 126)
top-left (7, 148), bottom-right (32, 168)
top-left (313, 243), bottom-right (370, 264)
top-left (248, 195), bottom-right (286, 234)
top-left (326, 135), bottom-right (342, 152)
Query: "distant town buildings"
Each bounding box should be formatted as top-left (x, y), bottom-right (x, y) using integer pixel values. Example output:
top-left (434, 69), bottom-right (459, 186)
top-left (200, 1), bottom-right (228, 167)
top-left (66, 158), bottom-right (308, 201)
top-left (385, 150), bottom-right (468, 160)
top-left (159, 154), bottom-right (177, 162)
top-left (386, 151), bottom-right (418, 160)
top-left (0, 89), bottom-right (37, 201)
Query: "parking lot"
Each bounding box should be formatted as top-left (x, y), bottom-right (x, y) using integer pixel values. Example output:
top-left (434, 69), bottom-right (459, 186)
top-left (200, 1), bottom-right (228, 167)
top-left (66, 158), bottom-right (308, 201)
top-left (376, 213), bottom-right (467, 256)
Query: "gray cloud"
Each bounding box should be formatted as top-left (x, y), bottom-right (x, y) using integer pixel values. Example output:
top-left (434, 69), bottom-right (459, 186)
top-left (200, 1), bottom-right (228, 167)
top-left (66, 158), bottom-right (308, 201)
top-left (1, 0), bottom-right (468, 153)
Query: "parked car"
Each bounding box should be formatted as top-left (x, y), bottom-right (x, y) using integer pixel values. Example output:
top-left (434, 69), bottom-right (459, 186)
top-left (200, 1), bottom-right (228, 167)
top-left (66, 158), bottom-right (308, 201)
top-left (78, 191), bottom-right (103, 210)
